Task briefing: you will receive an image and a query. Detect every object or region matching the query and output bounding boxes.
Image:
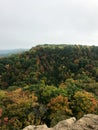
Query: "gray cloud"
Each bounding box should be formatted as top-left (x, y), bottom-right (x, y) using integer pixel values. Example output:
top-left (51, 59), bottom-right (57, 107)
top-left (0, 0), bottom-right (98, 49)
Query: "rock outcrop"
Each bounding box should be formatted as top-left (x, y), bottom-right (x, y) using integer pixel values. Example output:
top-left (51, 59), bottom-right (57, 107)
top-left (23, 114), bottom-right (98, 130)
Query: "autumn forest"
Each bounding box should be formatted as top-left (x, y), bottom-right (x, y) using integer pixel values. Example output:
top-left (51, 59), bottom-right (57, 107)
top-left (0, 44), bottom-right (98, 129)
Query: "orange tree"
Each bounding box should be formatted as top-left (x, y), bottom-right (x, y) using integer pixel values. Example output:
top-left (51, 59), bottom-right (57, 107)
top-left (72, 91), bottom-right (98, 119)
top-left (1, 88), bottom-right (38, 129)
top-left (47, 95), bottom-right (72, 126)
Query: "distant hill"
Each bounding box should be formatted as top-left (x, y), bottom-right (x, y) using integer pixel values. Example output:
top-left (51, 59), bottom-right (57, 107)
top-left (0, 49), bottom-right (28, 57)
top-left (0, 44), bottom-right (98, 89)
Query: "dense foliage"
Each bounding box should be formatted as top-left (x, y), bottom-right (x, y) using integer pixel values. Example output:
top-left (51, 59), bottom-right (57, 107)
top-left (0, 44), bottom-right (98, 129)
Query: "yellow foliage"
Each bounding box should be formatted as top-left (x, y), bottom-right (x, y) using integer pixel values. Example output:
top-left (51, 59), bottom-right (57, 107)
top-left (47, 95), bottom-right (72, 119)
top-left (73, 91), bottom-right (98, 117)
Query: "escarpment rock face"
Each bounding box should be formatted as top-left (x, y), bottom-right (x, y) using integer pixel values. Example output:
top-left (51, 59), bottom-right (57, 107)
top-left (71, 114), bottom-right (98, 130)
top-left (23, 114), bottom-right (98, 130)
top-left (53, 117), bottom-right (76, 130)
top-left (23, 124), bottom-right (50, 130)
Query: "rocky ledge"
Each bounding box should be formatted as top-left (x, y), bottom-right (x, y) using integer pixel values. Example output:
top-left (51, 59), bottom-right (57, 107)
top-left (23, 114), bottom-right (98, 130)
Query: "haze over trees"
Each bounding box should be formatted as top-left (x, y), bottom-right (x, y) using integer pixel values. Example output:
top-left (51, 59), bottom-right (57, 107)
top-left (0, 49), bottom-right (28, 57)
top-left (0, 44), bottom-right (98, 129)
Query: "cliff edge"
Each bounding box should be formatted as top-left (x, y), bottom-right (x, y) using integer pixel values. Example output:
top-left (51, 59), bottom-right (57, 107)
top-left (23, 114), bottom-right (98, 130)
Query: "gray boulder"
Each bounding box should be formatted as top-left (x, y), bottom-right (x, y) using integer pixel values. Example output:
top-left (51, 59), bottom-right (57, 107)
top-left (53, 117), bottom-right (76, 130)
top-left (23, 114), bottom-right (98, 130)
top-left (72, 114), bottom-right (98, 130)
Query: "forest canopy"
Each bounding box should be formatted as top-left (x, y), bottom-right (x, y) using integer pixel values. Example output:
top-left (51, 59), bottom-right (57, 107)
top-left (0, 44), bottom-right (98, 129)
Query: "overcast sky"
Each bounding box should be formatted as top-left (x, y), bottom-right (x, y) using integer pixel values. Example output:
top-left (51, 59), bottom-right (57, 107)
top-left (0, 0), bottom-right (98, 49)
